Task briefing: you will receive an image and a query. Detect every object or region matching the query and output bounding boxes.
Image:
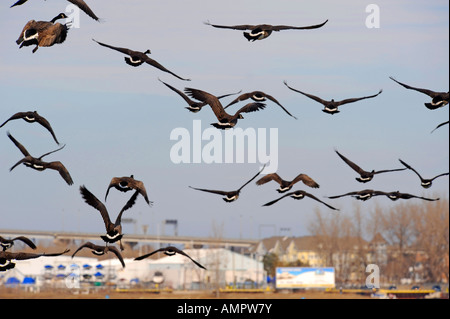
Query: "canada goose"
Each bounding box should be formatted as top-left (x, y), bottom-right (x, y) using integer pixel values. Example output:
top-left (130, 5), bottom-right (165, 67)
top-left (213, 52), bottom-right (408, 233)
top-left (105, 175), bottom-right (152, 206)
top-left (0, 249), bottom-right (70, 271)
top-left (335, 149), bottom-right (406, 183)
top-left (0, 111), bottom-right (60, 144)
top-left (390, 77), bottom-right (449, 110)
top-left (284, 81), bottom-right (383, 114)
top-left (11, 0), bottom-right (101, 22)
top-left (184, 87), bottom-right (266, 129)
top-left (262, 190), bottom-right (338, 210)
top-left (256, 172), bottom-right (319, 193)
top-left (16, 13), bottom-right (70, 53)
top-left (159, 79), bottom-right (241, 113)
top-left (72, 242), bottom-right (125, 268)
top-left (92, 39), bottom-right (191, 81)
top-left (327, 189), bottom-right (384, 201)
top-left (80, 185), bottom-right (139, 250)
top-left (0, 235), bottom-right (36, 251)
top-left (189, 165), bottom-right (266, 202)
top-left (224, 91), bottom-right (297, 119)
top-left (399, 159), bottom-right (449, 189)
top-left (135, 246), bottom-right (206, 270)
top-left (431, 121), bottom-right (449, 133)
top-left (7, 132), bottom-right (73, 185)
top-left (204, 20), bottom-right (328, 41)
top-left (376, 191), bottom-right (440, 202)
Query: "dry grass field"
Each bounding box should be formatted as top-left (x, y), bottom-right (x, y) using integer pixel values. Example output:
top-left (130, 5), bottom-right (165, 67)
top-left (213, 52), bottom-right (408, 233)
top-left (0, 287), bottom-right (371, 299)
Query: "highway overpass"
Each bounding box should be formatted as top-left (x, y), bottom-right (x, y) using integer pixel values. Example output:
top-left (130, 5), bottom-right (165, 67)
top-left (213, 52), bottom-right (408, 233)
top-left (0, 228), bottom-right (259, 249)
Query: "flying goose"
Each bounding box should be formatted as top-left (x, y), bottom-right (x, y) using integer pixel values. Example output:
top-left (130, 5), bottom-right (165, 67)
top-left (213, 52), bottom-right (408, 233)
top-left (105, 175), bottom-right (152, 206)
top-left (376, 191), bottom-right (440, 202)
top-left (0, 235), bottom-right (36, 251)
top-left (80, 185), bottom-right (139, 250)
top-left (189, 165), bottom-right (266, 202)
top-left (327, 189), bottom-right (385, 201)
top-left (16, 13), bottom-right (70, 53)
top-left (224, 91), bottom-right (297, 119)
top-left (184, 87), bottom-right (266, 129)
top-left (204, 20), bottom-right (328, 41)
top-left (399, 159), bottom-right (449, 189)
top-left (335, 149), bottom-right (406, 183)
top-left (390, 77), bottom-right (449, 110)
top-left (7, 132), bottom-right (73, 185)
top-left (431, 121), bottom-right (449, 133)
top-left (11, 0), bottom-right (101, 22)
top-left (262, 190), bottom-right (338, 210)
top-left (135, 246), bottom-right (206, 270)
top-left (256, 172), bottom-right (319, 193)
top-left (0, 249), bottom-right (70, 272)
top-left (92, 39), bottom-right (191, 81)
top-left (72, 242), bottom-right (125, 268)
top-left (159, 79), bottom-right (241, 113)
top-left (284, 81), bottom-right (383, 114)
top-left (0, 111), bottom-right (60, 144)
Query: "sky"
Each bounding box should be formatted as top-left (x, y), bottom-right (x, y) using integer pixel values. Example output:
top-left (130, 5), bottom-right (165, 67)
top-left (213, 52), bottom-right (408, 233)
top-left (0, 0), bottom-right (448, 241)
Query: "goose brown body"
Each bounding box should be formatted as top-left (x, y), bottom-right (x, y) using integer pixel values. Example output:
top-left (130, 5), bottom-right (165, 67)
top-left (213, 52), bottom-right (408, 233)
top-left (184, 87), bottom-right (266, 129)
top-left (16, 13), bottom-right (70, 53)
top-left (72, 242), bottom-right (125, 268)
top-left (204, 20), bottom-right (328, 41)
top-left (284, 81), bottom-right (383, 114)
top-left (0, 235), bottom-right (36, 251)
top-left (135, 246), bottom-right (206, 270)
top-left (256, 172), bottom-right (319, 193)
top-left (335, 149), bottom-right (406, 183)
top-left (1, 111), bottom-right (60, 144)
top-left (80, 186), bottom-right (139, 250)
top-left (105, 175), bottom-right (152, 206)
top-left (7, 132), bottom-right (73, 185)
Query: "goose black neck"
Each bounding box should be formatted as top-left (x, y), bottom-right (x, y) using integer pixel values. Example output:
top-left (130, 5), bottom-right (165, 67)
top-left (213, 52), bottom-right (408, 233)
top-left (51, 15), bottom-right (64, 23)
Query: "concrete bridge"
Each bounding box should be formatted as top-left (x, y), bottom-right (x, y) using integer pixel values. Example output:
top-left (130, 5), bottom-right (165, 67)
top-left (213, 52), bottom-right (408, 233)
top-left (0, 228), bottom-right (259, 249)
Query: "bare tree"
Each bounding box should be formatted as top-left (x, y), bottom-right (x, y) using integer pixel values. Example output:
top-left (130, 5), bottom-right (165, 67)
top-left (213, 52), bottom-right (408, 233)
top-left (308, 207), bottom-right (365, 284)
top-left (411, 196), bottom-right (449, 283)
top-left (308, 196), bottom-right (449, 286)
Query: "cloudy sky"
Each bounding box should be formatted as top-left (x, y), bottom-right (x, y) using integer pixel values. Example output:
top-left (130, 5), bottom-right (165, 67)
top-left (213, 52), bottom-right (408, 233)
top-left (0, 1), bottom-right (448, 241)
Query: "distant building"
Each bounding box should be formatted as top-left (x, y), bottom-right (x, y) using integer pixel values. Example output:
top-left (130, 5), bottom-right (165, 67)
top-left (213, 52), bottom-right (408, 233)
top-left (250, 236), bottom-right (326, 267)
top-left (368, 232), bottom-right (389, 266)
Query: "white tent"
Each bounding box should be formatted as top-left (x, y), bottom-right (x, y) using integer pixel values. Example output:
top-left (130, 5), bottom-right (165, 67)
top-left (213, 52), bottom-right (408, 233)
top-left (1, 248), bottom-right (265, 290)
top-left (115, 248), bottom-right (265, 290)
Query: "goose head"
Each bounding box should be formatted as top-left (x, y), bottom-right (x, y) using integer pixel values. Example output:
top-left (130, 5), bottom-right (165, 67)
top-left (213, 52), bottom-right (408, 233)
top-left (144, 49), bottom-right (151, 55)
top-left (51, 13), bottom-right (68, 23)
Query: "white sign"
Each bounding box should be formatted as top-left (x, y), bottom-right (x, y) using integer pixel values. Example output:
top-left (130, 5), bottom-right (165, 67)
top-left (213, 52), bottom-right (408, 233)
top-left (275, 267), bottom-right (335, 289)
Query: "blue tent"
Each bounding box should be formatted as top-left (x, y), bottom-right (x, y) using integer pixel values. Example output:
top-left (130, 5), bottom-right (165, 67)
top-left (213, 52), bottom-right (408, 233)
top-left (83, 264), bottom-right (92, 270)
top-left (5, 277), bottom-right (20, 286)
top-left (44, 265), bottom-right (54, 270)
top-left (22, 277), bottom-right (36, 285)
top-left (57, 264), bottom-right (66, 270)
top-left (96, 264), bottom-right (104, 269)
top-left (94, 271), bottom-right (104, 278)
